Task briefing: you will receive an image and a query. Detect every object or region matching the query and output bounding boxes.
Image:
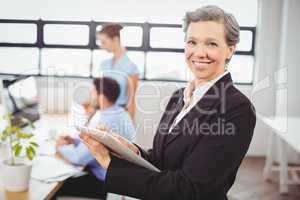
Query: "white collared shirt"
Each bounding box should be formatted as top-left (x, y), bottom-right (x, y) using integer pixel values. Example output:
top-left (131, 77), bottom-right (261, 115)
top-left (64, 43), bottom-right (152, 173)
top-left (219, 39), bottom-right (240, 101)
top-left (168, 71), bottom-right (229, 133)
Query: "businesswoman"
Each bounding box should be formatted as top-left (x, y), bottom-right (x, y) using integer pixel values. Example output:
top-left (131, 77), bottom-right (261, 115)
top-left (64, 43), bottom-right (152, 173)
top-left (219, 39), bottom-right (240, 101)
top-left (96, 23), bottom-right (140, 120)
top-left (81, 5), bottom-right (256, 200)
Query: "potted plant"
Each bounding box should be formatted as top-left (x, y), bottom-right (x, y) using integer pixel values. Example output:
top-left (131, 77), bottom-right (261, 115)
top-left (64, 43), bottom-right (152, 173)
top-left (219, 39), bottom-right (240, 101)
top-left (0, 113), bottom-right (38, 192)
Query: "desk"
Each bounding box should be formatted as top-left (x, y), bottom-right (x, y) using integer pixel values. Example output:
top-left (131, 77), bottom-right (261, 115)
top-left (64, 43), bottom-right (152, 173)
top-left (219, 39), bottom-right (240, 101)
top-left (0, 179), bottom-right (64, 200)
top-left (262, 116), bottom-right (300, 193)
top-left (0, 114), bottom-right (73, 200)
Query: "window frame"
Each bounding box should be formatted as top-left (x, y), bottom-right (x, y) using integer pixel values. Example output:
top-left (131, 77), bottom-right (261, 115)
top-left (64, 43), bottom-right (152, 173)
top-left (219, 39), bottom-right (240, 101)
top-left (0, 19), bottom-right (256, 85)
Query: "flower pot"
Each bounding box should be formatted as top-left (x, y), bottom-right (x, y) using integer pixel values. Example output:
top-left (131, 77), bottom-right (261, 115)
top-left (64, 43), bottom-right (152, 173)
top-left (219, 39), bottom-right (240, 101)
top-left (0, 159), bottom-right (32, 192)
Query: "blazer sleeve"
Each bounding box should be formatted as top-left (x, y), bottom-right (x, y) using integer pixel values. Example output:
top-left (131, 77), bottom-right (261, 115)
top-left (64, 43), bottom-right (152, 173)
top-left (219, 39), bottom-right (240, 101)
top-left (104, 98), bottom-right (256, 200)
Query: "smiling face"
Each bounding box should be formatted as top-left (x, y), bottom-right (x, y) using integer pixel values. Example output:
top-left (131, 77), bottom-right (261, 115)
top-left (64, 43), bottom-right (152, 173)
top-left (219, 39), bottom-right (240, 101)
top-left (184, 21), bottom-right (235, 82)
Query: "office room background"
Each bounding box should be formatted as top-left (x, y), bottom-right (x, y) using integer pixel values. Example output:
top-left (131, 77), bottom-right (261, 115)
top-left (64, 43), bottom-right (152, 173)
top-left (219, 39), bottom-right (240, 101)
top-left (0, 0), bottom-right (300, 199)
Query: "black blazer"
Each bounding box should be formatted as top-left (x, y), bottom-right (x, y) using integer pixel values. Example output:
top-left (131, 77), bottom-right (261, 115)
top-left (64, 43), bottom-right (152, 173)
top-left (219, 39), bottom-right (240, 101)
top-left (105, 73), bottom-right (256, 200)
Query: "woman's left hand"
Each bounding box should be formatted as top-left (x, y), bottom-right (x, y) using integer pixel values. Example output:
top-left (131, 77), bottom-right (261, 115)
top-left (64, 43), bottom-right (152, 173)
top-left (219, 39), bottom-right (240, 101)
top-left (79, 132), bottom-right (111, 170)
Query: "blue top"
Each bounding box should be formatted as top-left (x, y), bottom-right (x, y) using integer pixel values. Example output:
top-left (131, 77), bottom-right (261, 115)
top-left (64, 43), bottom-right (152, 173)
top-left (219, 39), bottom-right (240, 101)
top-left (58, 105), bottom-right (136, 181)
top-left (98, 53), bottom-right (140, 106)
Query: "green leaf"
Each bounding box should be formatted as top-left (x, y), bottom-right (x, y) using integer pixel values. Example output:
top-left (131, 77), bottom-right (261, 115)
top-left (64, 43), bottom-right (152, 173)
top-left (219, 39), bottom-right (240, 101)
top-left (28, 145), bottom-right (36, 156)
top-left (1, 112), bottom-right (37, 161)
top-left (26, 147), bottom-right (34, 160)
top-left (13, 143), bottom-right (22, 157)
top-left (29, 142), bottom-right (39, 147)
top-left (16, 132), bottom-right (34, 139)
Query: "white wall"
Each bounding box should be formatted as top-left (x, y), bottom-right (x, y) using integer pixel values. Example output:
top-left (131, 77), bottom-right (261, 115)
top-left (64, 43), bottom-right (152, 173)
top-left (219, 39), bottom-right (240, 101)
top-left (249, 0), bottom-right (282, 157)
top-left (0, 0), bottom-right (257, 25)
top-left (282, 0), bottom-right (300, 162)
top-left (284, 0), bottom-right (300, 116)
top-left (250, 0), bottom-right (300, 160)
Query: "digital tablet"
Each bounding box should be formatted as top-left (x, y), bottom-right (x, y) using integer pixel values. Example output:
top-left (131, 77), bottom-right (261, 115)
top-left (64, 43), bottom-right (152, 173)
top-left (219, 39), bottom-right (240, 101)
top-left (75, 126), bottom-right (160, 172)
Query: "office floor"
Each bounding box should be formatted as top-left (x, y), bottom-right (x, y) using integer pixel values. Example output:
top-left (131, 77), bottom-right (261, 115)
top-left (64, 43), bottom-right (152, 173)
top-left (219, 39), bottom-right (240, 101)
top-left (59, 157), bottom-right (300, 200)
top-left (229, 157), bottom-right (300, 200)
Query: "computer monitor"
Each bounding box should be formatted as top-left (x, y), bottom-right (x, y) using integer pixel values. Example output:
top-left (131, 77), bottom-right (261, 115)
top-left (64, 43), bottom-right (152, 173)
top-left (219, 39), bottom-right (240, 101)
top-left (1, 76), bottom-right (40, 127)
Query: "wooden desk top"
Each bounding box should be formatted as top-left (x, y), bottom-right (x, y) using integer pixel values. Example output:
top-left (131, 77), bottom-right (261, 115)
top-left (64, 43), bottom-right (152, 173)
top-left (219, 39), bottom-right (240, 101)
top-left (0, 179), bottom-right (64, 200)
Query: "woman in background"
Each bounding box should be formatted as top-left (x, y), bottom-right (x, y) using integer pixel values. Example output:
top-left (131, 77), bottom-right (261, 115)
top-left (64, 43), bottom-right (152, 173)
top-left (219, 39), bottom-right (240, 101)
top-left (96, 23), bottom-right (139, 120)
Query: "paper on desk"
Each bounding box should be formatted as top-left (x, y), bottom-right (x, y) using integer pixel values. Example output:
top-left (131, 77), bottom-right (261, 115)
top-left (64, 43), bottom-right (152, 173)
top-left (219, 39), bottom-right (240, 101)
top-left (31, 156), bottom-right (82, 182)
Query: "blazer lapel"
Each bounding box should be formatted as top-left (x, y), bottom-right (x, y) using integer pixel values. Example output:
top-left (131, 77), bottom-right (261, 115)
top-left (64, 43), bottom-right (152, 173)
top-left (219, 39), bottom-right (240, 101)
top-left (164, 73), bottom-right (234, 147)
top-left (154, 91), bottom-right (184, 166)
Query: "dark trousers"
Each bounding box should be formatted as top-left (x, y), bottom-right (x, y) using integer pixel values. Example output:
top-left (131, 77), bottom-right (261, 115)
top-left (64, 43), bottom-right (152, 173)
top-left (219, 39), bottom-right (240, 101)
top-left (51, 171), bottom-right (107, 200)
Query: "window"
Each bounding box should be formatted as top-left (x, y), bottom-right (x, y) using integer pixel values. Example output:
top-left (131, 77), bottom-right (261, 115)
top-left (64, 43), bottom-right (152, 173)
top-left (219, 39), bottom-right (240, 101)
top-left (41, 48), bottom-right (91, 77)
top-left (150, 27), bottom-right (184, 49)
top-left (121, 26), bottom-right (143, 47)
top-left (44, 24), bottom-right (89, 45)
top-left (0, 19), bottom-right (256, 84)
top-left (0, 47), bottom-right (39, 74)
top-left (0, 23), bottom-right (37, 44)
top-left (236, 30), bottom-right (253, 52)
top-left (227, 55), bottom-right (254, 84)
top-left (1, 0), bottom-right (258, 83)
top-left (146, 52), bottom-right (193, 81)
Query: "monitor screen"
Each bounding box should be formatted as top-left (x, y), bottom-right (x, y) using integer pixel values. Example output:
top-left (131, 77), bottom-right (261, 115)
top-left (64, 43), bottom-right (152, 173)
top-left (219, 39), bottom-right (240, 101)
top-left (1, 76), bottom-right (40, 127)
top-left (7, 76), bottom-right (38, 112)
